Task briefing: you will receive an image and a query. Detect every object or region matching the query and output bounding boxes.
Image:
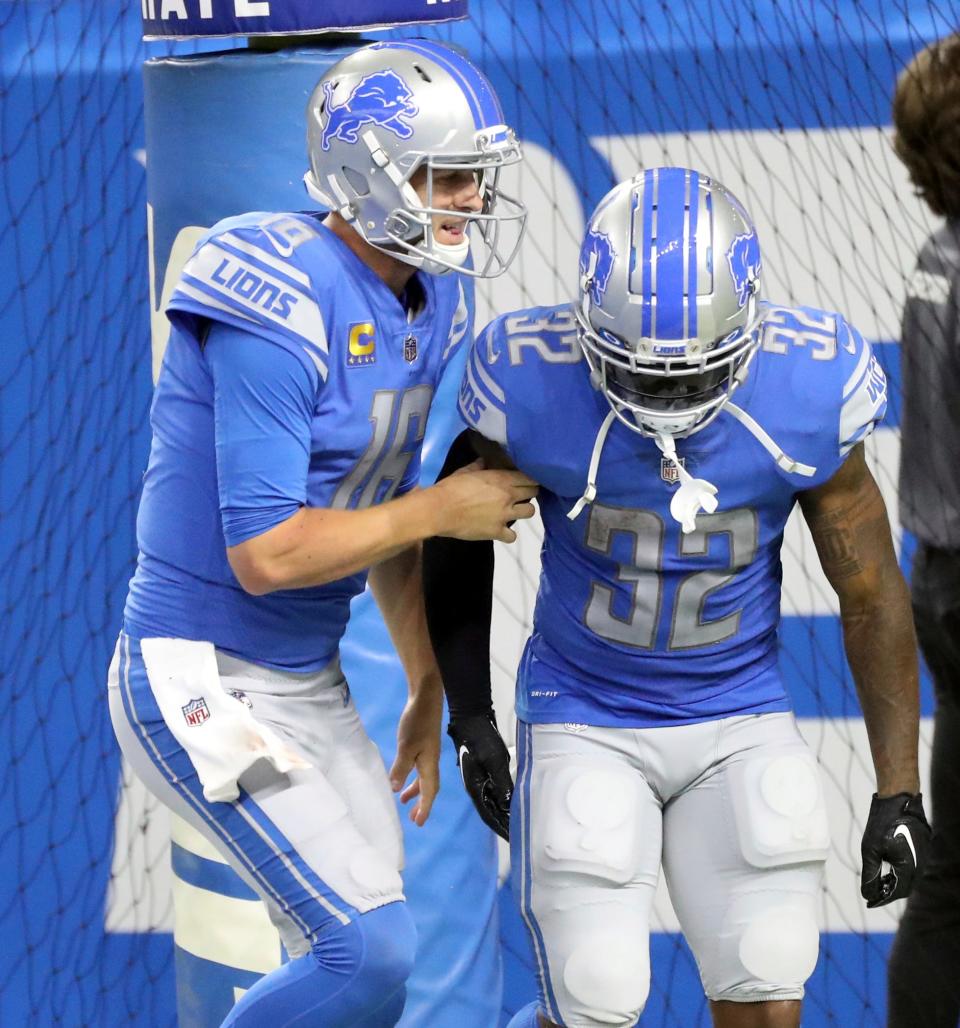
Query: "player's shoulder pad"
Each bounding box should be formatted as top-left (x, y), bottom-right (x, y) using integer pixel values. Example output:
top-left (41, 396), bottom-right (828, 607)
top-left (168, 212), bottom-right (331, 383)
top-left (458, 304), bottom-right (579, 446)
top-left (758, 302), bottom-right (887, 457)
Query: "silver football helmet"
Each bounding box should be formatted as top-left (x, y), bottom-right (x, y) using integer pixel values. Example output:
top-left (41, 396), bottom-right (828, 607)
top-left (576, 167), bottom-right (764, 437)
top-left (304, 40), bottom-right (526, 277)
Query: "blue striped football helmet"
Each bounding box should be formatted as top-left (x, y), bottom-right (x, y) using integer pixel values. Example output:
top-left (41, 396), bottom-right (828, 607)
top-left (576, 168), bottom-right (763, 437)
top-left (304, 41), bottom-right (526, 278)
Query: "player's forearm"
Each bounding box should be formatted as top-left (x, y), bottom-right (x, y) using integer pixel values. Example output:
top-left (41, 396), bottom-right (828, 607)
top-left (800, 446), bottom-right (921, 797)
top-left (369, 544), bottom-right (443, 698)
top-left (841, 571), bottom-right (921, 796)
top-left (421, 432), bottom-right (498, 716)
top-left (227, 489), bottom-right (444, 594)
top-left (423, 532), bottom-right (496, 716)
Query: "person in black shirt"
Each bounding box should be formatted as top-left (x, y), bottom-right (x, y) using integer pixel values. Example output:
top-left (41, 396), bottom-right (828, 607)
top-left (887, 32), bottom-right (960, 1028)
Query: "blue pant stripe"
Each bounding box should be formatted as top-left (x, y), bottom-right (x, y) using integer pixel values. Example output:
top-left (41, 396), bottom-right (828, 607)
top-left (117, 634), bottom-right (318, 940)
top-left (233, 784), bottom-right (360, 928)
top-left (117, 633), bottom-right (354, 941)
top-left (517, 723), bottom-right (561, 1022)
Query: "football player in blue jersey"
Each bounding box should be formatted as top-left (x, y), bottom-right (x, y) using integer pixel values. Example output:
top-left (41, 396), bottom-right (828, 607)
top-left (108, 41), bottom-right (535, 1028)
top-left (424, 168), bottom-right (931, 1028)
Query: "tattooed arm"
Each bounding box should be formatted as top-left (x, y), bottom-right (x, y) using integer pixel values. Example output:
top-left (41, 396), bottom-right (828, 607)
top-left (798, 443), bottom-right (920, 795)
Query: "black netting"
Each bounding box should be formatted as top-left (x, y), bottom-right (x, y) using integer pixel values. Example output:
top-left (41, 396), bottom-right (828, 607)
top-left (4, 2), bottom-right (958, 1025)
top-left (0, 3), bottom-right (169, 1025)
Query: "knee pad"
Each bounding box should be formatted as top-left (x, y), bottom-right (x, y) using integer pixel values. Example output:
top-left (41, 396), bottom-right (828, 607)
top-left (701, 892), bottom-right (820, 1001)
top-left (737, 902), bottom-right (819, 986)
top-left (312, 901), bottom-right (415, 996)
top-left (562, 935), bottom-right (650, 1025)
top-left (532, 762), bottom-right (648, 885)
top-left (729, 750), bottom-right (830, 869)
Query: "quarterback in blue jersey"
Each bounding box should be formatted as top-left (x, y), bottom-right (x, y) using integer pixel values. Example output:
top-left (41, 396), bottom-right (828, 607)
top-left (108, 41), bottom-right (536, 1028)
top-left (424, 169), bottom-right (930, 1028)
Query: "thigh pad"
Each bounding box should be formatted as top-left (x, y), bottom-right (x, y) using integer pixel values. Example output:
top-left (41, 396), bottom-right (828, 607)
top-left (728, 750), bottom-right (830, 869)
top-left (532, 759), bottom-right (652, 886)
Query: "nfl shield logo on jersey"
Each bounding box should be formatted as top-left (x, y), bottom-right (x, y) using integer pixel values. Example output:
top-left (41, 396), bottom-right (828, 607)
top-left (403, 335), bottom-right (418, 363)
top-left (661, 456), bottom-right (685, 485)
top-left (182, 697), bottom-right (210, 727)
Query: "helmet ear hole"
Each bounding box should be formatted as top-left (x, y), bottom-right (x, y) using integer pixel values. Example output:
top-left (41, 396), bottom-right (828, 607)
top-left (341, 166), bottom-right (370, 197)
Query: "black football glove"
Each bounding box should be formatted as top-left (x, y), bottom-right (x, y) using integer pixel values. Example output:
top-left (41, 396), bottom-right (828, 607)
top-left (447, 713), bottom-right (513, 841)
top-left (860, 792), bottom-right (931, 908)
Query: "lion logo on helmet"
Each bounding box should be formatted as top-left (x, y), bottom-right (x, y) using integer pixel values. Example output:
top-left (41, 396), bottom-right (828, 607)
top-left (319, 70), bottom-right (419, 152)
top-left (726, 229), bottom-right (761, 307)
top-left (579, 229), bottom-right (616, 306)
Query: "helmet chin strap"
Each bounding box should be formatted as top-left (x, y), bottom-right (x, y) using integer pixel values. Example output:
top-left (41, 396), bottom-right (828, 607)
top-left (417, 234), bottom-right (470, 275)
top-left (565, 405), bottom-right (719, 535)
top-left (571, 356), bottom-right (719, 533)
top-left (567, 408), bottom-right (617, 521)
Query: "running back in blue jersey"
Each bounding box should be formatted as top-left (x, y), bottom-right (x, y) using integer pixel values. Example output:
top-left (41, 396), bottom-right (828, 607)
top-left (458, 301), bottom-right (886, 727)
top-left (125, 211), bottom-right (470, 671)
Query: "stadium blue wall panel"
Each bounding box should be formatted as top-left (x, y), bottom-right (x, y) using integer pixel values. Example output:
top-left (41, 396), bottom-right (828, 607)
top-left (0, 3), bottom-right (162, 1025)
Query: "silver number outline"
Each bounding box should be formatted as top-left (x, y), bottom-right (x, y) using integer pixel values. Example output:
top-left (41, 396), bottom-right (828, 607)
top-left (582, 503), bottom-right (759, 651)
top-left (331, 385), bottom-right (433, 510)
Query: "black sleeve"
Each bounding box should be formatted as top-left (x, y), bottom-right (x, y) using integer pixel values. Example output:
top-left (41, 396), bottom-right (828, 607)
top-left (423, 430), bottom-right (496, 718)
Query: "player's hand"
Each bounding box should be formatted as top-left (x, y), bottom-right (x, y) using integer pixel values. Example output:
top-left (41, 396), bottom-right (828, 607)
top-left (433, 461), bottom-right (538, 543)
top-left (448, 712), bottom-right (513, 841)
top-left (860, 792), bottom-right (931, 907)
top-left (390, 686), bottom-right (442, 827)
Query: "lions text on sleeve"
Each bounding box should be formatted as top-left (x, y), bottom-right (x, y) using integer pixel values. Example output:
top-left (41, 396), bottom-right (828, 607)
top-left (459, 302), bottom-right (885, 727)
top-left (125, 212), bottom-right (470, 671)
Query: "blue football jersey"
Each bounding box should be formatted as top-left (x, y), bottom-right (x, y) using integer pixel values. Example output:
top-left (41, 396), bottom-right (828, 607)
top-left (124, 211), bottom-right (470, 671)
top-left (459, 302), bottom-right (887, 727)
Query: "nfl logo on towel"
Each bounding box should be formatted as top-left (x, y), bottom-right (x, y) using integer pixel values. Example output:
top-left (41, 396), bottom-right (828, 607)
top-left (660, 456), bottom-right (685, 484)
top-left (182, 697), bottom-right (210, 727)
top-left (403, 335), bottom-right (418, 363)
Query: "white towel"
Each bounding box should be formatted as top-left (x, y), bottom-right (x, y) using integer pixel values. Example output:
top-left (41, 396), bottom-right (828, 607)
top-left (141, 637), bottom-right (311, 803)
